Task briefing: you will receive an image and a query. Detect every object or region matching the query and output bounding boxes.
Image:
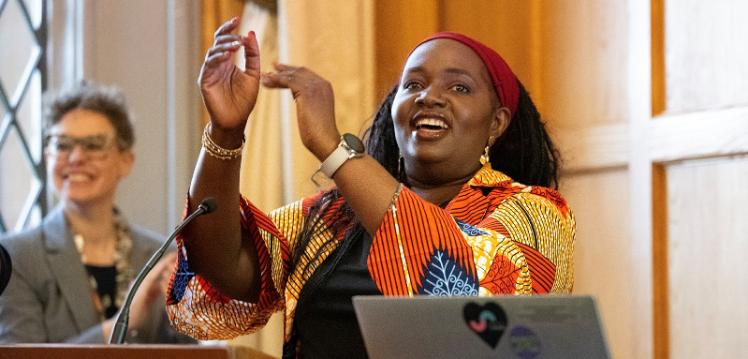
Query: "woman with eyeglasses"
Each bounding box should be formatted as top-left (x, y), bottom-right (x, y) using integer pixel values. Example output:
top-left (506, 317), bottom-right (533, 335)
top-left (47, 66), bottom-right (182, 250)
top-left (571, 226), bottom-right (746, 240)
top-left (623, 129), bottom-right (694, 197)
top-left (0, 83), bottom-right (192, 344)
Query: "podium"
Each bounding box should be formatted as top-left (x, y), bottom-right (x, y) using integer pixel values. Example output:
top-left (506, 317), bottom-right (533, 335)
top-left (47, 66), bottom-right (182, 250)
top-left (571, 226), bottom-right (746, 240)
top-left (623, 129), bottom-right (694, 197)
top-left (0, 344), bottom-right (277, 359)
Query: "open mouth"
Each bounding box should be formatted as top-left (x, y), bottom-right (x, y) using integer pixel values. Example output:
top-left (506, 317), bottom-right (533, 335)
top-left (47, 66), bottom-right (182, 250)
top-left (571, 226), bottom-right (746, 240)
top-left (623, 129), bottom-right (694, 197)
top-left (414, 118), bottom-right (449, 131)
top-left (63, 173), bottom-right (94, 183)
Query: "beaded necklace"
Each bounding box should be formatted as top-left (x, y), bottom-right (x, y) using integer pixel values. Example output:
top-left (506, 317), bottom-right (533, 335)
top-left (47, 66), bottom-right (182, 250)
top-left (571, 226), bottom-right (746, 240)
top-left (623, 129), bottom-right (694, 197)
top-left (72, 211), bottom-right (133, 321)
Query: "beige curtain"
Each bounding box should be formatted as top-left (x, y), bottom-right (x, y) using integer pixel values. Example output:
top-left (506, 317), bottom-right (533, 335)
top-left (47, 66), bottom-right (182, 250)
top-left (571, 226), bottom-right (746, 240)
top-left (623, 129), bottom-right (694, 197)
top-left (235, 2), bottom-right (283, 211)
top-left (232, 2), bottom-right (285, 357)
top-left (280, 0), bottom-right (376, 200)
top-left (200, 0), bottom-right (245, 127)
top-left (200, 0), bottom-right (245, 59)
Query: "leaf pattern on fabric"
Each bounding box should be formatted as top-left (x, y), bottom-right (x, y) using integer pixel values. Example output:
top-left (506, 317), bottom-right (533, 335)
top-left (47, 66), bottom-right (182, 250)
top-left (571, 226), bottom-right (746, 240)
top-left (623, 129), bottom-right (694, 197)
top-left (479, 252), bottom-right (522, 294)
top-left (456, 219), bottom-right (488, 236)
top-left (168, 249), bottom-right (194, 304)
top-left (421, 250), bottom-right (478, 296)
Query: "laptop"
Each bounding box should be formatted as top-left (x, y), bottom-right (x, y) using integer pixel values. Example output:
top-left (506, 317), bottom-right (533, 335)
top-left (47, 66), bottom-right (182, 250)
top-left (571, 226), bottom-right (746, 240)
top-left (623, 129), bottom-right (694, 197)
top-left (353, 295), bottom-right (610, 359)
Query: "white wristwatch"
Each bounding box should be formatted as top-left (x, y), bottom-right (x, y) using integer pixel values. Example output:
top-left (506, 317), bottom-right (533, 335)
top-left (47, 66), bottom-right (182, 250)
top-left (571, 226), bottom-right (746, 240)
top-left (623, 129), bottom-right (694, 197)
top-left (319, 133), bottom-right (365, 177)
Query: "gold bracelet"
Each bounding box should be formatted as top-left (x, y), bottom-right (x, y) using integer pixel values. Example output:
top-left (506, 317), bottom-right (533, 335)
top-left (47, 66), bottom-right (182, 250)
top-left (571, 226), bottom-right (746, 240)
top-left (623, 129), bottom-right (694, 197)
top-left (202, 123), bottom-right (245, 160)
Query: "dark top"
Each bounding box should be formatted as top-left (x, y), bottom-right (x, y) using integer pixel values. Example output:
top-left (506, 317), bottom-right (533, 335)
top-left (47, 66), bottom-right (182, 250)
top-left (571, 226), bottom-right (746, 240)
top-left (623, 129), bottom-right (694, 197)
top-left (84, 265), bottom-right (118, 319)
top-left (294, 229), bottom-right (381, 359)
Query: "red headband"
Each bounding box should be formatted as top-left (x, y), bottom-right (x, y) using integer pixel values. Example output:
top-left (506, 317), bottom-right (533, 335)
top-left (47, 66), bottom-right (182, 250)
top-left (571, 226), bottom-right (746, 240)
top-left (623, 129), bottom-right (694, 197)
top-left (413, 32), bottom-right (519, 116)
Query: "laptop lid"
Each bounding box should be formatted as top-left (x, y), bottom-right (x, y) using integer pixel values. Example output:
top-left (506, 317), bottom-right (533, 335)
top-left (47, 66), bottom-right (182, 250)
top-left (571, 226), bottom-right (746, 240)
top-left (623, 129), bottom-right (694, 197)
top-left (353, 295), bottom-right (610, 359)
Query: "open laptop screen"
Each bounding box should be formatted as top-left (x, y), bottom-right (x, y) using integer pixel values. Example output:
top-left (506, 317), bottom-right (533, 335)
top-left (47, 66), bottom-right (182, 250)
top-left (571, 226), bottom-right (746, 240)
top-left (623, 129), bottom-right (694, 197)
top-left (353, 295), bottom-right (610, 359)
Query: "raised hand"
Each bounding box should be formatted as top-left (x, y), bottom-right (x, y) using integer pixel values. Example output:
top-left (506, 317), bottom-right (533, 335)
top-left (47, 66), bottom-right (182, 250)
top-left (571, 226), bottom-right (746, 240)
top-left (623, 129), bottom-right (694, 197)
top-left (199, 17), bottom-right (261, 135)
top-left (261, 63), bottom-right (340, 160)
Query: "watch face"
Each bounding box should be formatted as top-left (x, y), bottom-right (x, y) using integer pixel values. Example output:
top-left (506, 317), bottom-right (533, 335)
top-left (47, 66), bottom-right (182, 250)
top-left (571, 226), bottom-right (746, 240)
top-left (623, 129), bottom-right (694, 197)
top-left (342, 133), bottom-right (365, 154)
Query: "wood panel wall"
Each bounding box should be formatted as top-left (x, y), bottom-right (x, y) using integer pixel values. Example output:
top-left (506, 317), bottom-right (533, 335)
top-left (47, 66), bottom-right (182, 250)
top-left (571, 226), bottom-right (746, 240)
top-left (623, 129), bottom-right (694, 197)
top-left (665, 157), bottom-right (748, 358)
top-left (372, 1), bottom-right (748, 358)
top-left (653, 1), bottom-right (748, 357)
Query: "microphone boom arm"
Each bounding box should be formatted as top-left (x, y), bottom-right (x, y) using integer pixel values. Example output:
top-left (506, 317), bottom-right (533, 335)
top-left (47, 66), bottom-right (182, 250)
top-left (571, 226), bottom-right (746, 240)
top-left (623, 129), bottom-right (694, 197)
top-left (109, 198), bottom-right (216, 344)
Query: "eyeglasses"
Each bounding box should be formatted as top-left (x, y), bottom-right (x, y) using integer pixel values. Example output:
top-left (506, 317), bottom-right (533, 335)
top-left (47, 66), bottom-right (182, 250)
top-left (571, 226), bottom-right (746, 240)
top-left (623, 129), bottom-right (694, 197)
top-left (45, 134), bottom-right (119, 160)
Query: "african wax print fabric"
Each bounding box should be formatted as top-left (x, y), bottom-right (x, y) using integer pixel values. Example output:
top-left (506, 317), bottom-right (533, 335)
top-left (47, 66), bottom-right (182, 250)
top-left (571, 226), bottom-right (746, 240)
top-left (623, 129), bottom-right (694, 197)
top-left (165, 165), bottom-right (575, 346)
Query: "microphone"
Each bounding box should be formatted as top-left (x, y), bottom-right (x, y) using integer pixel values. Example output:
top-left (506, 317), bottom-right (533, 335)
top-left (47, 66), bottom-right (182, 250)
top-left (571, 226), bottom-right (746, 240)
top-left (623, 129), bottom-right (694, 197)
top-left (109, 197), bottom-right (217, 344)
top-left (0, 243), bottom-right (11, 296)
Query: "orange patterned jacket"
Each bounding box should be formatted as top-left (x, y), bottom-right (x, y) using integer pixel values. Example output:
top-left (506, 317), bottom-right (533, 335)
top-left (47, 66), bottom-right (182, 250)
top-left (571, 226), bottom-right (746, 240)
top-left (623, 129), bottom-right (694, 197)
top-left (165, 165), bottom-right (575, 343)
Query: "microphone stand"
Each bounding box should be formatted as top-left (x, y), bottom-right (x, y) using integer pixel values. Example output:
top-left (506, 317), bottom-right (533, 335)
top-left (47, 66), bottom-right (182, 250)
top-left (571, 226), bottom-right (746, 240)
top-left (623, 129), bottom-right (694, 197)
top-left (0, 243), bottom-right (12, 296)
top-left (109, 198), bottom-right (216, 344)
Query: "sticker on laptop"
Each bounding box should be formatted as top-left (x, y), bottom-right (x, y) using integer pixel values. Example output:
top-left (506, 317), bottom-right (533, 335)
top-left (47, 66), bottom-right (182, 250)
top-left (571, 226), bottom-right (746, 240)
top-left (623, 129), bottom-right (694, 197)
top-left (463, 301), bottom-right (508, 348)
top-left (509, 325), bottom-right (542, 358)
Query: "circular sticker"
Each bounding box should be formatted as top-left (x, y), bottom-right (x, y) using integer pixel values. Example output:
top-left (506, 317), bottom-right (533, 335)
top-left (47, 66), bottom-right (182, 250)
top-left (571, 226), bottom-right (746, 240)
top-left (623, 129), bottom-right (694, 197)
top-left (509, 325), bottom-right (542, 359)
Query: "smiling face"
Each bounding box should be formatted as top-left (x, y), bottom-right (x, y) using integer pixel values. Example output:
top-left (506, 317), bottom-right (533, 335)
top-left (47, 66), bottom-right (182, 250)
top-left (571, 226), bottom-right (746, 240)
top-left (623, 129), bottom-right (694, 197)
top-left (46, 109), bottom-right (134, 209)
top-left (392, 39), bottom-right (510, 184)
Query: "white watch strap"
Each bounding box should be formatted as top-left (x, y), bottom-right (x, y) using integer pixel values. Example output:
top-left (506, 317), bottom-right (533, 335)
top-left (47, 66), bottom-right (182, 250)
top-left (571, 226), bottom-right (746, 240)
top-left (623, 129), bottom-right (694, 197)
top-left (320, 145), bottom-right (350, 177)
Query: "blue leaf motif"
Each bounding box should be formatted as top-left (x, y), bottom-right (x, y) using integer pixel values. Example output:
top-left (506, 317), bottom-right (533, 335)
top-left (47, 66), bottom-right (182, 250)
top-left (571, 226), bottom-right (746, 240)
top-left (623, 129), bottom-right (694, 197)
top-left (420, 250), bottom-right (478, 296)
top-left (169, 250), bottom-right (195, 302)
top-left (456, 219), bottom-right (488, 236)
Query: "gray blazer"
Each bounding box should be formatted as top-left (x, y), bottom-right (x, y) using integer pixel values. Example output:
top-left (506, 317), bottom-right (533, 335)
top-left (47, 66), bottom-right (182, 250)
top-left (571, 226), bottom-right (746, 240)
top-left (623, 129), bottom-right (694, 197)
top-left (0, 206), bottom-right (193, 344)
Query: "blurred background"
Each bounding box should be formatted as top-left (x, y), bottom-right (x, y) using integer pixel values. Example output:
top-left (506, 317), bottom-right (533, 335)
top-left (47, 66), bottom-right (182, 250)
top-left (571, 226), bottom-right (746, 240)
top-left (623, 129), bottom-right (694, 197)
top-left (1, 0), bottom-right (746, 358)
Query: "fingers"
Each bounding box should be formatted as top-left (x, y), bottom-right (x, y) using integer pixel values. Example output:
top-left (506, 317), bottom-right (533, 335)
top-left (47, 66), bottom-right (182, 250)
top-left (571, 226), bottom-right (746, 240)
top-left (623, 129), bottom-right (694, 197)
top-left (203, 52), bottom-right (231, 70)
top-left (243, 31), bottom-right (261, 76)
top-left (203, 39), bottom-right (240, 71)
top-left (260, 72), bottom-right (290, 89)
top-left (206, 40), bottom-right (242, 58)
top-left (206, 17), bottom-right (262, 78)
top-left (273, 62), bottom-right (298, 72)
top-left (213, 34), bottom-right (242, 47)
top-left (213, 17), bottom-right (240, 39)
top-left (204, 18), bottom-right (244, 69)
top-left (262, 64), bottom-right (332, 100)
top-left (261, 63), bottom-right (301, 89)
top-left (205, 33), bottom-right (243, 59)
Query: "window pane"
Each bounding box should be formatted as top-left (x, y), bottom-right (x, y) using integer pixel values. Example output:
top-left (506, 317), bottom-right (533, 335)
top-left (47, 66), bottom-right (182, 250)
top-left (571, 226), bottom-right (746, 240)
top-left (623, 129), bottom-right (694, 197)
top-left (0, 128), bottom-right (36, 232)
top-left (0, 0), bottom-right (38, 102)
top-left (0, 0), bottom-right (45, 234)
top-left (17, 70), bottom-right (42, 161)
top-left (23, 0), bottom-right (43, 28)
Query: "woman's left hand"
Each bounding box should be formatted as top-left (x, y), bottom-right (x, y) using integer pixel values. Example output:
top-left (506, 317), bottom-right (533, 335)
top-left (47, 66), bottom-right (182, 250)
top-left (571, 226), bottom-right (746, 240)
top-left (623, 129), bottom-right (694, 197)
top-left (261, 63), bottom-right (340, 160)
